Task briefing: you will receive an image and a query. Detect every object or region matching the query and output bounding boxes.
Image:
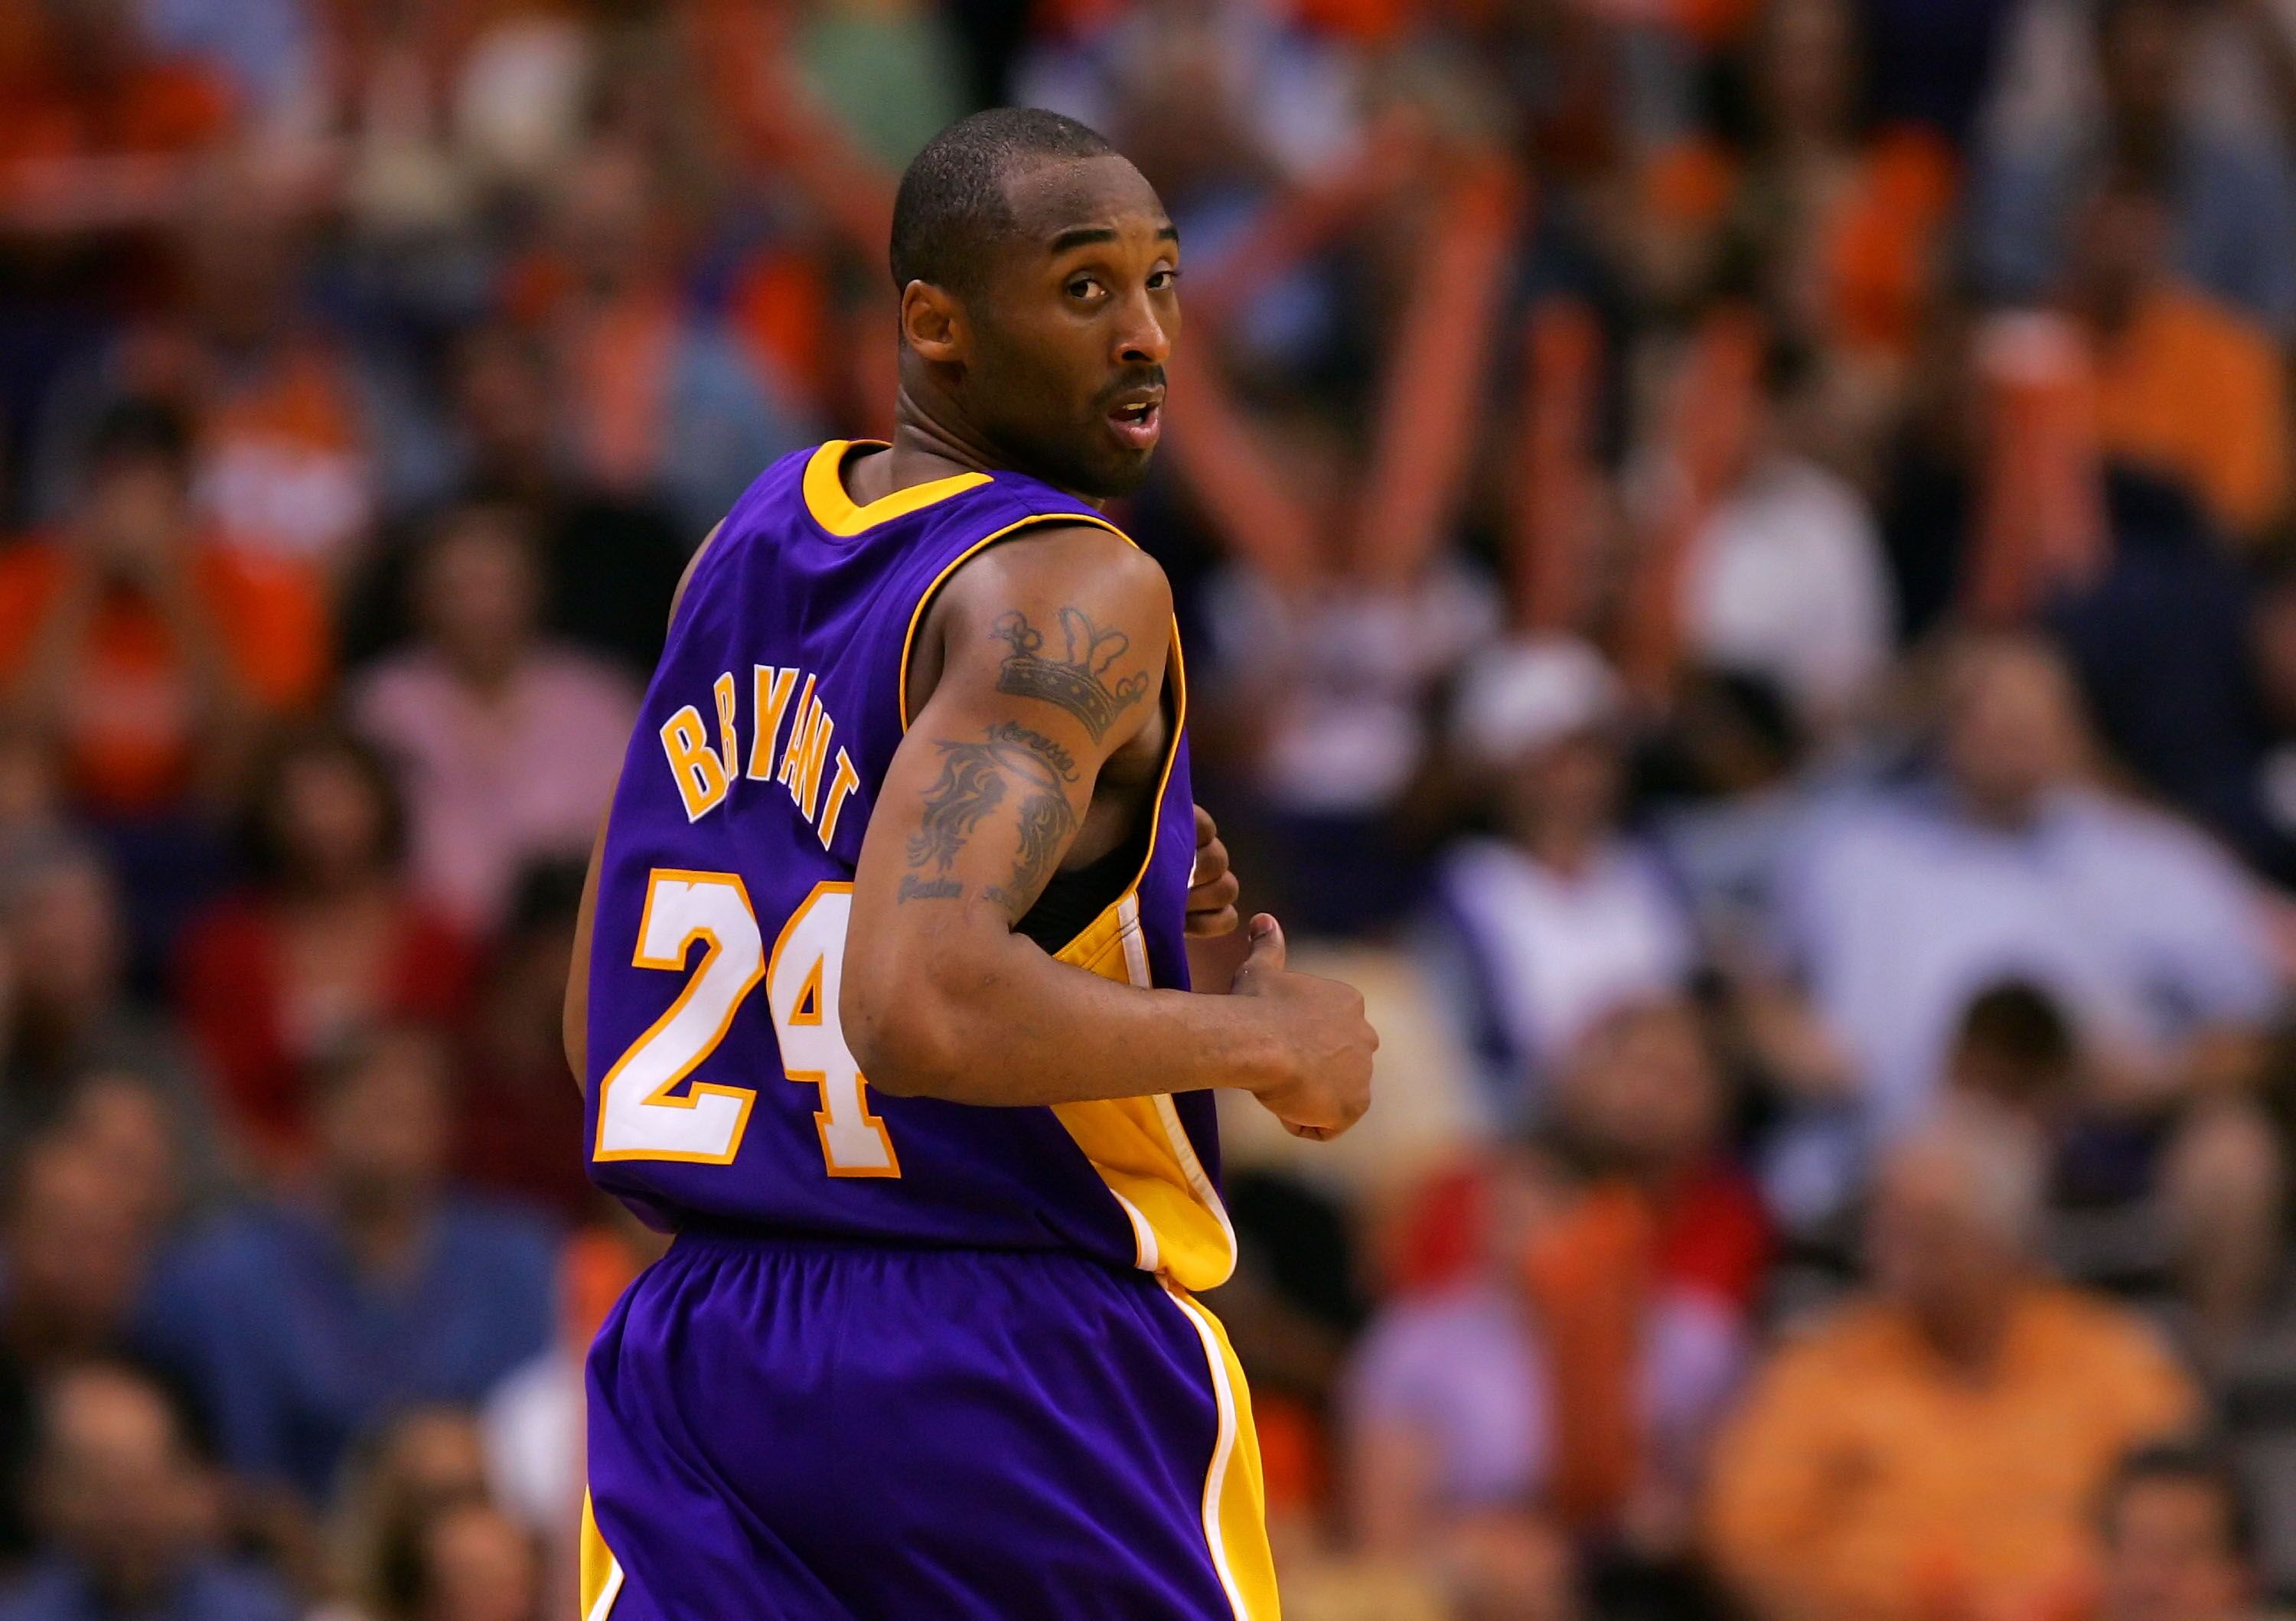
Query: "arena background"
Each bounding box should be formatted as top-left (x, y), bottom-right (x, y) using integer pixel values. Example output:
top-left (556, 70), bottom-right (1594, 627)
top-left (0, 0), bottom-right (2293, 1616)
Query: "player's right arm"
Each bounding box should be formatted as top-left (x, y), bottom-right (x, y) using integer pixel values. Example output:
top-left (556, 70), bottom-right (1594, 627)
top-left (842, 527), bottom-right (1375, 1137)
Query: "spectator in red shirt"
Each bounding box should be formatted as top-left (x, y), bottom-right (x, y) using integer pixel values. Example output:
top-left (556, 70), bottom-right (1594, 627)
top-left (173, 724), bottom-right (474, 1178)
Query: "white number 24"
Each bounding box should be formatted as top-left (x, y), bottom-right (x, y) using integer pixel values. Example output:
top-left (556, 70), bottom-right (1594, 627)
top-left (592, 873), bottom-right (899, 1177)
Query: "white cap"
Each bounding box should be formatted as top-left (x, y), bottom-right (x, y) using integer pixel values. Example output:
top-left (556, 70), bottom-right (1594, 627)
top-left (1453, 635), bottom-right (1625, 768)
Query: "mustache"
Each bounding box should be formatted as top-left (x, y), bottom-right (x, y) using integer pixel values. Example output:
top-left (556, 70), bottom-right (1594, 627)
top-left (1093, 367), bottom-right (1166, 409)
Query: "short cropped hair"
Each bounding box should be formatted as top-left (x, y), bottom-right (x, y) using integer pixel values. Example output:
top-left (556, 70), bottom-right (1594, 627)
top-left (889, 108), bottom-right (1118, 295)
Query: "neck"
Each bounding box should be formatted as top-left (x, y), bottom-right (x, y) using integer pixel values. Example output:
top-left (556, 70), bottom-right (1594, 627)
top-left (445, 644), bottom-right (521, 696)
top-left (883, 375), bottom-right (1105, 508)
top-left (1958, 785), bottom-right (2047, 833)
top-left (1913, 1288), bottom-right (2017, 1377)
top-left (1519, 820), bottom-right (1603, 876)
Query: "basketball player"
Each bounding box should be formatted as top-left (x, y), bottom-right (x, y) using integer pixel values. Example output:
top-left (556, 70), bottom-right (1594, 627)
top-left (563, 109), bottom-right (1378, 1619)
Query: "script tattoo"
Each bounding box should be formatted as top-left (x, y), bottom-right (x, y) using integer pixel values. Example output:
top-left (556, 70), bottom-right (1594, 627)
top-left (984, 719), bottom-right (1078, 781)
top-left (899, 726), bottom-right (1080, 913)
top-left (990, 608), bottom-right (1150, 743)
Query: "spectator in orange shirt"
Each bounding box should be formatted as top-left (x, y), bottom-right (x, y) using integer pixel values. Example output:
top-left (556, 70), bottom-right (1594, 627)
top-left (1705, 1113), bottom-right (2198, 1621)
top-left (0, 399), bottom-right (325, 820)
top-left (2089, 1440), bottom-right (2265, 1621)
top-left (2067, 174), bottom-right (2291, 546)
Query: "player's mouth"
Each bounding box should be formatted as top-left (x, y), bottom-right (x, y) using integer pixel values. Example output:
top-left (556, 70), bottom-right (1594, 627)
top-left (1105, 392), bottom-right (1163, 452)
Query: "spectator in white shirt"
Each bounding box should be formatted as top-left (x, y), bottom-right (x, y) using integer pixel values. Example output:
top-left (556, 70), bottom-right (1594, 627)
top-left (1679, 355), bottom-right (1896, 734)
top-left (1424, 638), bottom-right (1695, 1125)
top-left (1773, 631), bottom-right (2284, 1344)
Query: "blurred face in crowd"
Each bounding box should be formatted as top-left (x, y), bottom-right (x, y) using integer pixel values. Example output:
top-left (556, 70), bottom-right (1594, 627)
top-left (1499, 730), bottom-right (1623, 856)
top-left (377, 1408), bottom-right (491, 1514)
top-left (1755, 0), bottom-right (1859, 145)
top-left (267, 740), bottom-right (395, 894)
top-left (455, 326), bottom-right (556, 485)
top-left (415, 508), bottom-right (543, 687)
top-left (80, 448), bottom-right (192, 578)
top-left (909, 154), bottom-right (1179, 500)
top-left (316, 1029), bottom-right (452, 1212)
top-left (3, 1138), bottom-right (152, 1362)
top-left (2100, 1473), bottom-right (2252, 1621)
top-left (60, 1075), bottom-right (184, 1233)
top-left (416, 1502), bottom-right (542, 1621)
top-left (3, 849), bottom-right (125, 1030)
top-left (34, 1366), bottom-right (216, 1604)
top-left (1554, 1000), bottom-right (1724, 1179)
top-left (1867, 1136), bottom-right (2031, 1358)
top-left (2100, 0), bottom-right (2197, 132)
top-left (1941, 638), bottom-right (2089, 827)
top-left (556, 142), bottom-right (661, 302)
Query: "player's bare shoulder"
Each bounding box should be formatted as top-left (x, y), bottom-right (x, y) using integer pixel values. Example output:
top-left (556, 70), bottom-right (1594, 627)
top-left (907, 521), bottom-right (1174, 745)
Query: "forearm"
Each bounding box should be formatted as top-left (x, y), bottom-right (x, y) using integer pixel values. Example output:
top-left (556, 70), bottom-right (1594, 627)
top-left (853, 925), bottom-right (1287, 1106)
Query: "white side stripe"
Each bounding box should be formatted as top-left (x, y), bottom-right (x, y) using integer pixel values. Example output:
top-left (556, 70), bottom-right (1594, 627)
top-left (1165, 1285), bottom-right (1248, 1621)
top-left (585, 1558), bottom-right (625, 1621)
top-left (1110, 1186), bottom-right (1161, 1272)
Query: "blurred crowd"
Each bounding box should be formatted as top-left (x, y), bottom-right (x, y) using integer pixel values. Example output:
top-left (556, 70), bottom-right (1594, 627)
top-left (5, 0), bottom-right (2296, 1618)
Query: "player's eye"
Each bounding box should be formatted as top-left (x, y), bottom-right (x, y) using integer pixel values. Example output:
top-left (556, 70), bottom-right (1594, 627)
top-left (1066, 276), bottom-right (1106, 301)
top-left (1147, 268), bottom-right (1179, 292)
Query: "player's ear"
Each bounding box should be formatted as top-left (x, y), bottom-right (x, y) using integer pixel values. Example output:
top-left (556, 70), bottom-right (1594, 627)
top-left (901, 281), bottom-right (966, 364)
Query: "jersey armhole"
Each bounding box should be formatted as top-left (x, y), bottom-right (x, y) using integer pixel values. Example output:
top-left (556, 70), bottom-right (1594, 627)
top-left (895, 511), bottom-right (1132, 730)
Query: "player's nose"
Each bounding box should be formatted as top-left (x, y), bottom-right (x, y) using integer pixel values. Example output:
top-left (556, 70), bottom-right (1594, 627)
top-left (1113, 292), bottom-right (1172, 367)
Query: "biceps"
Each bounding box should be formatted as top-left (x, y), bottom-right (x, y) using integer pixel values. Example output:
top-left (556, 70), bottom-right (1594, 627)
top-left (865, 716), bottom-right (1094, 917)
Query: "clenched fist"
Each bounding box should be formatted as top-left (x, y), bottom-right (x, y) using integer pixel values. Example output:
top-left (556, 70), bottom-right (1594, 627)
top-left (1229, 915), bottom-right (1377, 1140)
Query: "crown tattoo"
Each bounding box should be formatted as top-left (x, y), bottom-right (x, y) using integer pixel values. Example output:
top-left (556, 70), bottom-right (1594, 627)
top-left (991, 608), bottom-right (1150, 742)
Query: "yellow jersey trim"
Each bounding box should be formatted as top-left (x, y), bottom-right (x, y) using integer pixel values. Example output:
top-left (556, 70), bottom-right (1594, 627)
top-left (803, 439), bottom-right (990, 537)
top-left (579, 1492), bottom-right (626, 1621)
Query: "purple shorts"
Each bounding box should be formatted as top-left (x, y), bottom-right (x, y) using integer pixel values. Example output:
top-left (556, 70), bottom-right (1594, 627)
top-left (580, 1232), bottom-right (1277, 1619)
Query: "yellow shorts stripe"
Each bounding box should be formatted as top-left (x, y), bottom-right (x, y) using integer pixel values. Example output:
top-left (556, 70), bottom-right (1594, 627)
top-left (579, 1491), bottom-right (626, 1621)
top-left (1165, 1286), bottom-right (1282, 1620)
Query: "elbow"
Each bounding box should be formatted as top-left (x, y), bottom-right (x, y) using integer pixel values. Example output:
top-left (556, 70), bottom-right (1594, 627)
top-left (843, 967), bottom-right (972, 1100)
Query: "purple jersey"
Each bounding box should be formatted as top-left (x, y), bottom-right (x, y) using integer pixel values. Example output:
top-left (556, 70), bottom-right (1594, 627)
top-left (582, 440), bottom-right (1236, 1293)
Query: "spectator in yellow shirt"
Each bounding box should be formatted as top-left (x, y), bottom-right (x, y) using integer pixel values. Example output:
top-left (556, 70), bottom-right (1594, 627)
top-left (1705, 1111), bottom-right (2198, 1621)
